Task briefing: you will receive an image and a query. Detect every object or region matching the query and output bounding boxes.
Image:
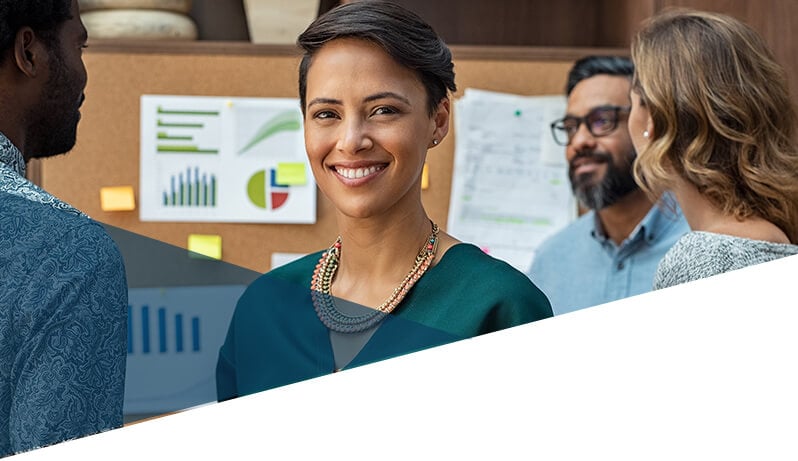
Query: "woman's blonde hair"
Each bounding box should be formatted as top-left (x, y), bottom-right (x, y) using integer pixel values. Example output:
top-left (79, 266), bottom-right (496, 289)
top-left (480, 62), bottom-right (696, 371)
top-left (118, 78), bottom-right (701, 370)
top-left (631, 9), bottom-right (798, 242)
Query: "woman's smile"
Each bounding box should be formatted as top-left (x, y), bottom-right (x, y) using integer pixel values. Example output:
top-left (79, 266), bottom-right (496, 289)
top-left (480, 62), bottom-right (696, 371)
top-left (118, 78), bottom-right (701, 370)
top-left (332, 163), bottom-right (387, 182)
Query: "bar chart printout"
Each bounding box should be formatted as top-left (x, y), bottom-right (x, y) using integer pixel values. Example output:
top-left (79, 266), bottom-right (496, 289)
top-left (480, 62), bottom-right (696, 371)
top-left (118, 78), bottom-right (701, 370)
top-left (162, 166), bottom-right (217, 207)
top-left (124, 285), bottom-right (245, 416)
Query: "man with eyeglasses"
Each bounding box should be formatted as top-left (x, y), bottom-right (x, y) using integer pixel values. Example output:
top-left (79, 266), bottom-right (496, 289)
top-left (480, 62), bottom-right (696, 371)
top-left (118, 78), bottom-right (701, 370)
top-left (526, 55), bottom-right (688, 315)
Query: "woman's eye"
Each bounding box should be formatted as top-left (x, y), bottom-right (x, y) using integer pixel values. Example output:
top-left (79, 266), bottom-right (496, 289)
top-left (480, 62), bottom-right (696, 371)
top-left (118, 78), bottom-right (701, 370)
top-left (313, 110), bottom-right (338, 120)
top-left (372, 106), bottom-right (398, 116)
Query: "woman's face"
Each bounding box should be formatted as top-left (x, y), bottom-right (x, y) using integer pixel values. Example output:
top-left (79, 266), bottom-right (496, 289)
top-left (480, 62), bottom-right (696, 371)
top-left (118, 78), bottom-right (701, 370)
top-left (303, 38), bottom-right (449, 220)
top-left (628, 88), bottom-right (652, 156)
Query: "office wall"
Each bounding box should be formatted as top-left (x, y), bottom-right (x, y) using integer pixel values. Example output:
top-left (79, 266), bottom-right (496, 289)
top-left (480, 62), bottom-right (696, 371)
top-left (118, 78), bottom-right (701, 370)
top-left (36, 43), bottom-right (598, 273)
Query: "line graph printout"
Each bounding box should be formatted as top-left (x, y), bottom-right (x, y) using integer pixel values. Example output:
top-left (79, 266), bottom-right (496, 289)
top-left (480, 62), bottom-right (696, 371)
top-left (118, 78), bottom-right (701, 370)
top-left (140, 95), bottom-right (316, 223)
top-left (447, 89), bottom-right (575, 272)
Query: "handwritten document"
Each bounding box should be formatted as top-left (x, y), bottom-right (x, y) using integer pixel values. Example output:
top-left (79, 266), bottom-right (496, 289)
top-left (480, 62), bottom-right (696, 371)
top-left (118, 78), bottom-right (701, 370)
top-left (447, 89), bottom-right (575, 272)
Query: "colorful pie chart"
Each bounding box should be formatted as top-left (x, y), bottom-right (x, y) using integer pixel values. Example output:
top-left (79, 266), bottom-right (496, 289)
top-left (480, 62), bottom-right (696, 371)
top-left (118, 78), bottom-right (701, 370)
top-left (247, 168), bottom-right (290, 210)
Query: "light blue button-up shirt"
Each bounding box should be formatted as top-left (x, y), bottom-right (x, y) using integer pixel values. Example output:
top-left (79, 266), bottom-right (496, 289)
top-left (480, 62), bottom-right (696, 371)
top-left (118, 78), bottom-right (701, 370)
top-left (526, 201), bottom-right (689, 315)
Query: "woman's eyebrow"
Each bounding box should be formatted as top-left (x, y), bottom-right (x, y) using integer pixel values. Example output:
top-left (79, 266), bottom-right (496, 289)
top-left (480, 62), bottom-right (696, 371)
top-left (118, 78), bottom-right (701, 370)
top-left (363, 92), bottom-right (411, 105)
top-left (307, 97), bottom-right (342, 109)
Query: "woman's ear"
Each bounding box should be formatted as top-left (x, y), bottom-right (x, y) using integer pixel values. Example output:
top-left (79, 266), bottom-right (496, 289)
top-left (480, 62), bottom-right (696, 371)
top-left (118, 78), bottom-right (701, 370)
top-left (430, 97), bottom-right (450, 147)
top-left (645, 114), bottom-right (655, 139)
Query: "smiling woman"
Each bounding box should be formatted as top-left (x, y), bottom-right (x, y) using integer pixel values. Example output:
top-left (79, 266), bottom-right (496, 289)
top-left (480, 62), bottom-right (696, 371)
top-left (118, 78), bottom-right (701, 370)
top-left (215, 0), bottom-right (552, 401)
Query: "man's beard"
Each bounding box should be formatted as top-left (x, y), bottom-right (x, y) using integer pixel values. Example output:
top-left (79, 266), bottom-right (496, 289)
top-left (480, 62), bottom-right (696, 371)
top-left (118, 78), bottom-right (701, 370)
top-left (569, 150), bottom-right (639, 210)
top-left (27, 48), bottom-right (83, 159)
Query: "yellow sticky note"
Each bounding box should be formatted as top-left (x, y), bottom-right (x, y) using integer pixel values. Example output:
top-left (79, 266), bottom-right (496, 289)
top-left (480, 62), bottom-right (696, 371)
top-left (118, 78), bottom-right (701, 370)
top-left (275, 162), bottom-right (307, 185)
top-left (421, 163), bottom-right (430, 190)
top-left (100, 186), bottom-right (136, 211)
top-left (187, 234), bottom-right (222, 260)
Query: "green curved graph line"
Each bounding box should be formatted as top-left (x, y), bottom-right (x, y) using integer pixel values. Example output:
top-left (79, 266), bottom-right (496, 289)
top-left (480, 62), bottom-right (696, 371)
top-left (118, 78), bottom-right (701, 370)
top-left (238, 110), bottom-right (301, 155)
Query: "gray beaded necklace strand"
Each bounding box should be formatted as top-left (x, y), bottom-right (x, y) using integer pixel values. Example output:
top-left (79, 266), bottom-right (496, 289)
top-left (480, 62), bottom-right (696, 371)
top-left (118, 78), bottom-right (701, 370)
top-left (311, 222), bottom-right (440, 333)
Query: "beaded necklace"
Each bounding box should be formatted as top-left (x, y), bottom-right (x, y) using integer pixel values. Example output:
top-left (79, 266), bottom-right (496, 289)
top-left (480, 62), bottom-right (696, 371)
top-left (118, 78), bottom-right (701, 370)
top-left (311, 222), bottom-right (440, 333)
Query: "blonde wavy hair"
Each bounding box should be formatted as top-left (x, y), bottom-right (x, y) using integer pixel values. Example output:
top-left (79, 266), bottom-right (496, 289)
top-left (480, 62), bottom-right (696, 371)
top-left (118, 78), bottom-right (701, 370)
top-left (631, 9), bottom-right (798, 243)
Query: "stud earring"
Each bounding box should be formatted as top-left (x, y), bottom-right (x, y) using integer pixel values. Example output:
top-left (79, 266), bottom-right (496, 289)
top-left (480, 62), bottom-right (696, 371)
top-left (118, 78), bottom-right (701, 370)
top-left (643, 130), bottom-right (650, 138)
top-left (432, 139), bottom-right (439, 145)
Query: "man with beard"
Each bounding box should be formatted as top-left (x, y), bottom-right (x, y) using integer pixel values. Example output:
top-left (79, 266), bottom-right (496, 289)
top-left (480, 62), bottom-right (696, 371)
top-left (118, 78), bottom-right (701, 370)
top-left (0, 0), bottom-right (126, 456)
top-left (526, 56), bottom-right (688, 315)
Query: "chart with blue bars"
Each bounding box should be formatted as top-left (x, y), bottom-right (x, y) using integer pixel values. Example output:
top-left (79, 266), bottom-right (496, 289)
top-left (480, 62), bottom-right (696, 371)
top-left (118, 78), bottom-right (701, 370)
top-left (163, 166), bottom-right (217, 207)
top-left (128, 305), bottom-right (202, 354)
top-left (124, 285), bottom-right (244, 415)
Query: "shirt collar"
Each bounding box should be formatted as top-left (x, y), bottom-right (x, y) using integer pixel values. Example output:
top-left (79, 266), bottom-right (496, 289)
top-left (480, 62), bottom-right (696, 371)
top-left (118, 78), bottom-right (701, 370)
top-left (638, 193), bottom-right (683, 244)
top-left (589, 192), bottom-right (683, 246)
top-left (0, 131), bottom-right (26, 177)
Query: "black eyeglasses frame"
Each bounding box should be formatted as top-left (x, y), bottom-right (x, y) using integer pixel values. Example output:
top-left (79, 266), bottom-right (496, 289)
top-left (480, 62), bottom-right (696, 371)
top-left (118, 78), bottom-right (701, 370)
top-left (550, 105), bottom-right (631, 146)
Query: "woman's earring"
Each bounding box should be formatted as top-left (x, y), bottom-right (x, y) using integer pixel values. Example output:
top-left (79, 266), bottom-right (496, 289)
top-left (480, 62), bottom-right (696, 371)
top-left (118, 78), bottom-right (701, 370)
top-left (432, 139), bottom-right (439, 145)
top-left (643, 130), bottom-right (650, 138)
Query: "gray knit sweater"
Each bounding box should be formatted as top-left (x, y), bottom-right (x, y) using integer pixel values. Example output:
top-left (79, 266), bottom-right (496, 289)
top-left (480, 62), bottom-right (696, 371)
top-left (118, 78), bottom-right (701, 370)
top-left (653, 231), bottom-right (798, 290)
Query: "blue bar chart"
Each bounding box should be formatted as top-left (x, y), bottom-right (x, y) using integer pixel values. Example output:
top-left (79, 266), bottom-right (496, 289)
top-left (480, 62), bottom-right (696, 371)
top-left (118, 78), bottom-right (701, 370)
top-left (128, 304), bottom-right (201, 355)
top-left (162, 166), bottom-right (217, 207)
top-left (124, 285), bottom-right (243, 415)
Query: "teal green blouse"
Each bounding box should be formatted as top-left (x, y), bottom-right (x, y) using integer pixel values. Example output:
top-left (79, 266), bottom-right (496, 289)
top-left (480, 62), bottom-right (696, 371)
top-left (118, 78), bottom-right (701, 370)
top-left (216, 243), bottom-right (551, 401)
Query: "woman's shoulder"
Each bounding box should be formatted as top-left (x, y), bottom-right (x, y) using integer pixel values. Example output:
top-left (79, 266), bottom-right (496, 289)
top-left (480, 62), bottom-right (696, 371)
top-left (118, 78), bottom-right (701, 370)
top-left (670, 231), bottom-right (798, 257)
top-left (239, 251), bottom-right (323, 300)
top-left (439, 243), bottom-right (551, 301)
top-left (266, 251), bottom-right (324, 280)
top-left (440, 243), bottom-right (521, 274)
top-left (438, 243), bottom-right (553, 326)
top-left (654, 231), bottom-right (798, 289)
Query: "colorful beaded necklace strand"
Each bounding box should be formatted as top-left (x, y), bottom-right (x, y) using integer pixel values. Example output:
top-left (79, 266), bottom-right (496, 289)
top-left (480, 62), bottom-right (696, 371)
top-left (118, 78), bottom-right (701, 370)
top-left (311, 222), bottom-right (440, 333)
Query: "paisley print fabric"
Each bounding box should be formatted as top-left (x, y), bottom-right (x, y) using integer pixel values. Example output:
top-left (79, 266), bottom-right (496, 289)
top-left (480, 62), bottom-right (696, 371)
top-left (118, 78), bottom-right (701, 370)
top-left (0, 132), bottom-right (127, 457)
top-left (0, 134), bottom-right (85, 219)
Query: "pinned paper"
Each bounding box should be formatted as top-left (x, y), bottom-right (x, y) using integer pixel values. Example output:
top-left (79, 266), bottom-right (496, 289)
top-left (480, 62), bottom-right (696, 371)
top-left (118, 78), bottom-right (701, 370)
top-left (187, 234), bottom-right (222, 260)
top-left (421, 163), bottom-right (430, 190)
top-left (100, 186), bottom-right (136, 211)
top-left (275, 162), bottom-right (307, 185)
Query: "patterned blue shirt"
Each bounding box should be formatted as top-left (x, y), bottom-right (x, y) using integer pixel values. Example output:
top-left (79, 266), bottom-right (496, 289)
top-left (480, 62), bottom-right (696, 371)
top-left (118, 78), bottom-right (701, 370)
top-left (0, 133), bottom-right (127, 456)
top-left (526, 201), bottom-right (689, 315)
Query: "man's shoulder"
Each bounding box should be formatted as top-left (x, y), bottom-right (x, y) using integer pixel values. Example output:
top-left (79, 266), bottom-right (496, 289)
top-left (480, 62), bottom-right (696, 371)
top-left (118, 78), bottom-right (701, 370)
top-left (0, 192), bottom-right (119, 258)
top-left (0, 191), bottom-right (91, 228)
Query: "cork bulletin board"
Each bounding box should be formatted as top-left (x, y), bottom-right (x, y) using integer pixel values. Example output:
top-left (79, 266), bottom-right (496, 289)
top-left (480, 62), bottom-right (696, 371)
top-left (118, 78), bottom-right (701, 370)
top-left (36, 41), bottom-right (624, 273)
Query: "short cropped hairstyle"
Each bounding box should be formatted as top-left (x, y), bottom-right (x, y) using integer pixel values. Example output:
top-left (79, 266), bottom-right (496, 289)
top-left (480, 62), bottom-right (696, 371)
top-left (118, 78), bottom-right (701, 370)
top-left (566, 55), bottom-right (634, 96)
top-left (296, 0), bottom-right (456, 116)
top-left (0, 0), bottom-right (72, 64)
top-left (631, 9), bottom-right (798, 243)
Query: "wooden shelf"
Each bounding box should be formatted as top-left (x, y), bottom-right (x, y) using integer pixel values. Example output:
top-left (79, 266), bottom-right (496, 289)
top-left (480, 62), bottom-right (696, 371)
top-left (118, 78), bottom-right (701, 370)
top-left (85, 39), bottom-right (627, 63)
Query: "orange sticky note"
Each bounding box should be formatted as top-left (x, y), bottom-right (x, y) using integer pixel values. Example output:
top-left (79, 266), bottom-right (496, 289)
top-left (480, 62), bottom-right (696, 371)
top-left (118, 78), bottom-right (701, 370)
top-left (421, 163), bottom-right (430, 190)
top-left (187, 234), bottom-right (222, 260)
top-left (100, 186), bottom-right (136, 211)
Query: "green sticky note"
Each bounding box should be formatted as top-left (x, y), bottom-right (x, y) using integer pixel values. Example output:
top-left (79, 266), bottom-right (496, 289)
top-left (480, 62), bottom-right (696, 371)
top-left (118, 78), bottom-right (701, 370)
top-left (276, 162), bottom-right (307, 185)
top-left (188, 234), bottom-right (222, 260)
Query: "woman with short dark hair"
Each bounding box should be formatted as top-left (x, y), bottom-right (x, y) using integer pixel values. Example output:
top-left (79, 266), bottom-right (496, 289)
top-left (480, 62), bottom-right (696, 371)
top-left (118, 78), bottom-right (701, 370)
top-left (217, 0), bottom-right (551, 401)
